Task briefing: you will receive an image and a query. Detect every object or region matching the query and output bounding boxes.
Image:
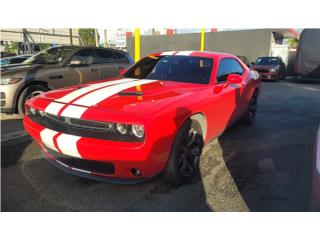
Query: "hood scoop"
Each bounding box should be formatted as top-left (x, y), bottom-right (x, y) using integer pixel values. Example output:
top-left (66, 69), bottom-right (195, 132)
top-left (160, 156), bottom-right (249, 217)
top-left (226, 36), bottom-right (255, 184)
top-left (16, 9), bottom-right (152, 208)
top-left (118, 91), bottom-right (143, 96)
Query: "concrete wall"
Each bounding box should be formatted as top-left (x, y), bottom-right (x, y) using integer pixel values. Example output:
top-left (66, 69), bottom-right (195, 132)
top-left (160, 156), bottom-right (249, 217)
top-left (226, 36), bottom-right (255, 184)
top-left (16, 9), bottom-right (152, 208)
top-left (127, 29), bottom-right (272, 63)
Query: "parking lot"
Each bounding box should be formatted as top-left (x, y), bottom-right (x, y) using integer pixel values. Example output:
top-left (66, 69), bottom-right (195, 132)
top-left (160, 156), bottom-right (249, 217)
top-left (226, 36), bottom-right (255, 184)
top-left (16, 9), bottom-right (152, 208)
top-left (1, 78), bottom-right (320, 211)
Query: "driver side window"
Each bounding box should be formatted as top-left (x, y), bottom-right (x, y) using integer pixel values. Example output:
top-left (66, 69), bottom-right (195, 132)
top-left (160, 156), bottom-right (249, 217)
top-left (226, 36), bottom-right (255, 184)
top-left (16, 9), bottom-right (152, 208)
top-left (70, 49), bottom-right (94, 65)
top-left (217, 58), bottom-right (244, 83)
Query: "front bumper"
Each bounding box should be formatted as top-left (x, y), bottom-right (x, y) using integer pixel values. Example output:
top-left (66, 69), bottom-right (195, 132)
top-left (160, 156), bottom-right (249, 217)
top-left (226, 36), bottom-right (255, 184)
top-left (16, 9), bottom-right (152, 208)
top-left (43, 148), bottom-right (149, 184)
top-left (23, 115), bottom-right (169, 182)
top-left (258, 71), bottom-right (279, 80)
top-left (0, 83), bottom-right (20, 113)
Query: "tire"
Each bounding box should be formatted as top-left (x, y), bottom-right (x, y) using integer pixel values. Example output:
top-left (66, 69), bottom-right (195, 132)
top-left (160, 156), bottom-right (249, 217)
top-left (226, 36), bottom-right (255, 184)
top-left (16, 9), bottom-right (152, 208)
top-left (162, 119), bottom-right (204, 185)
top-left (241, 92), bottom-right (258, 125)
top-left (17, 85), bottom-right (48, 115)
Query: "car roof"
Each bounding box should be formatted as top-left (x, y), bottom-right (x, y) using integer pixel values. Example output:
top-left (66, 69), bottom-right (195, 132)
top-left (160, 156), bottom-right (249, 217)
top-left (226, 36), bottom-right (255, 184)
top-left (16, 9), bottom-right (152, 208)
top-left (149, 51), bottom-right (236, 60)
top-left (49, 45), bottom-right (127, 53)
top-left (257, 56), bottom-right (280, 59)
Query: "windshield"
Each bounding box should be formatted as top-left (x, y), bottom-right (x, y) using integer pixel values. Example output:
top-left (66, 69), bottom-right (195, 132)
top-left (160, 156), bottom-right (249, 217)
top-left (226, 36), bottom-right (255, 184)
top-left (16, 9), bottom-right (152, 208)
top-left (25, 47), bottom-right (74, 64)
top-left (124, 55), bottom-right (213, 84)
top-left (255, 57), bottom-right (279, 65)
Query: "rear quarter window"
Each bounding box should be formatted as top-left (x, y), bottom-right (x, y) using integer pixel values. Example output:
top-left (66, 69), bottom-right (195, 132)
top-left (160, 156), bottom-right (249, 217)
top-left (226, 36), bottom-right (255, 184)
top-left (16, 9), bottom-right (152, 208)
top-left (112, 51), bottom-right (130, 64)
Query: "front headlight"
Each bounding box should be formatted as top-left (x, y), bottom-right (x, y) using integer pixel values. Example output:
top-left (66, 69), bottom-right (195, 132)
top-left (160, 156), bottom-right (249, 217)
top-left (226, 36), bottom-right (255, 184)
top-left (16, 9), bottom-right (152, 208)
top-left (132, 124), bottom-right (145, 138)
top-left (116, 123), bottom-right (128, 135)
top-left (270, 66), bottom-right (279, 72)
top-left (115, 123), bottom-right (145, 139)
top-left (1, 76), bottom-right (23, 85)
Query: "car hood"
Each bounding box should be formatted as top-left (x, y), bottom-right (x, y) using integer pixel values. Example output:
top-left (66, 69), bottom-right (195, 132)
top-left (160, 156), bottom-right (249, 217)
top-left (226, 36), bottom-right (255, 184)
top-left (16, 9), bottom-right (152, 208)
top-left (39, 78), bottom-right (204, 116)
top-left (1, 63), bottom-right (58, 74)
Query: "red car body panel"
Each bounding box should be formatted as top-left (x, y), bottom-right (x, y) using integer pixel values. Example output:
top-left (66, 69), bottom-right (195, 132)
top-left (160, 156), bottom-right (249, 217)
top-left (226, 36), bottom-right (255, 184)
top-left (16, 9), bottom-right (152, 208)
top-left (24, 51), bottom-right (262, 183)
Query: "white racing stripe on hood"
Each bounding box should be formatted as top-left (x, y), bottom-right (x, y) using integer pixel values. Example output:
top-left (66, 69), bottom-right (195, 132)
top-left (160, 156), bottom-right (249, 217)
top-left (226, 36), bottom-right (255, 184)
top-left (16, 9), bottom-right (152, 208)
top-left (74, 79), bottom-right (158, 107)
top-left (44, 102), bottom-right (66, 115)
top-left (56, 78), bottom-right (137, 104)
top-left (60, 79), bottom-right (158, 118)
top-left (60, 105), bottom-right (88, 118)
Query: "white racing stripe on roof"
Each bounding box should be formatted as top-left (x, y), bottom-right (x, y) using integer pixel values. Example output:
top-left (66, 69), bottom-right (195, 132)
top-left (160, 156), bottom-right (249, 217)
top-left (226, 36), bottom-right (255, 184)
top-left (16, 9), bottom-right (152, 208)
top-left (40, 128), bottom-right (59, 152)
top-left (44, 102), bottom-right (65, 115)
top-left (160, 51), bottom-right (177, 55)
top-left (55, 78), bottom-right (137, 104)
top-left (56, 133), bottom-right (81, 158)
top-left (175, 51), bottom-right (194, 56)
top-left (72, 79), bottom-right (158, 107)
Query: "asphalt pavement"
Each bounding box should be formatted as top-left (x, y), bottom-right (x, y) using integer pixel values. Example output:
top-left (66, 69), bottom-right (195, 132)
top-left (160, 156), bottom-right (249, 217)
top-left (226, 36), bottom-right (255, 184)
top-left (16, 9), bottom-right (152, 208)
top-left (1, 78), bottom-right (320, 211)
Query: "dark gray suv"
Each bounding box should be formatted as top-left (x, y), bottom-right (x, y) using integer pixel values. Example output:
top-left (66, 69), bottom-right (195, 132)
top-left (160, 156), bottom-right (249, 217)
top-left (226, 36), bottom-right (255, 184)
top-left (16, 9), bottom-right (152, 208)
top-left (0, 46), bottom-right (133, 114)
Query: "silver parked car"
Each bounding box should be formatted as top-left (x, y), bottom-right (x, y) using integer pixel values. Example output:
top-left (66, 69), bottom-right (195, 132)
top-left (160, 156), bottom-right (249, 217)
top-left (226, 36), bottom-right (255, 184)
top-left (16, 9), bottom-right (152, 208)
top-left (0, 54), bottom-right (33, 65)
top-left (0, 46), bottom-right (133, 115)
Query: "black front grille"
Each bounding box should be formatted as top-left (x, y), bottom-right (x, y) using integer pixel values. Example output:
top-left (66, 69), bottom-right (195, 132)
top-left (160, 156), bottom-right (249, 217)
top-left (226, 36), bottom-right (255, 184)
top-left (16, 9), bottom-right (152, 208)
top-left (28, 110), bottom-right (144, 142)
top-left (47, 148), bottom-right (115, 175)
top-left (257, 69), bottom-right (270, 73)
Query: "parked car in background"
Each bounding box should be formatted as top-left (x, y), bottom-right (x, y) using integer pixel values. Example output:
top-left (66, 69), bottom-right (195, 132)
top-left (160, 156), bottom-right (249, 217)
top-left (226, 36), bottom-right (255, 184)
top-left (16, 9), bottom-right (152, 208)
top-left (0, 46), bottom-right (134, 115)
top-left (295, 29), bottom-right (320, 79)
top-left (0, 52), bottom-right (16, 58)
top-left (311, 126), bottom-right (320, 211)
top-left (251, 56), bottom-right (286, 80)
top-left (24, 51), bottom-right (261, 184)
top-left (0, 54), bottom-right (32, 65)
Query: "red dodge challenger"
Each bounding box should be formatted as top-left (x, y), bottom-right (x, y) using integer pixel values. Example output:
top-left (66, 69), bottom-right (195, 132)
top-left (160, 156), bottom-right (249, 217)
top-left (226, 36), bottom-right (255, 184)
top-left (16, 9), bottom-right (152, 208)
top-left (24, 51), bottom-right (262, 184)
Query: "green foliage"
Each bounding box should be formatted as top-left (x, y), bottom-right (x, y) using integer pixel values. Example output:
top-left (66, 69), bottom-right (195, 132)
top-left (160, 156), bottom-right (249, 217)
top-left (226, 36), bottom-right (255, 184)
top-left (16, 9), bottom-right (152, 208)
top-left (6, 42), bottom-right (18, 52)
top-left (79, 28), bottom-right (96, 46)
top-left (39, 43), bottom-right (51, 50)
top-left (288, 38), bottom-right (299, 49)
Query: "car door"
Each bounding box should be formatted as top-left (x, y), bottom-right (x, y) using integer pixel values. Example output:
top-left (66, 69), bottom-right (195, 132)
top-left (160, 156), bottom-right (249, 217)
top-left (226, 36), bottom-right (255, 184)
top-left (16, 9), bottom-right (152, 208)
top-left (213, 58), bottom-right (246, 130)
top-left (63, 48), bottom-right (100, 85)
top-left (92, 49), bottom-right (122, 81)
top-left (40, 65), bottom-right (80, 89)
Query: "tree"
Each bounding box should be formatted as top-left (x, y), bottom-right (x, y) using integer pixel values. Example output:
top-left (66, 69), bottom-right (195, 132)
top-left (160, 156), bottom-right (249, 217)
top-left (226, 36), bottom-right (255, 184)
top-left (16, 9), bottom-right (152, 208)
top-left (6, 42), bottom-right (18, 53)
top-left (79, 28), bottom-right (96, 46)
top-left (288, 38), bottom-right (299, 49)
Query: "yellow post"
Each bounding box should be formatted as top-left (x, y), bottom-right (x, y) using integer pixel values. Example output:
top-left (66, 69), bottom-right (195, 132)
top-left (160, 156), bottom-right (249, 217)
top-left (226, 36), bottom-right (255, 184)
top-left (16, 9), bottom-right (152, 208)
top-left (134, 28), bottom-right (140, 62)
top-left (200, 28), bottom-right (205, 51)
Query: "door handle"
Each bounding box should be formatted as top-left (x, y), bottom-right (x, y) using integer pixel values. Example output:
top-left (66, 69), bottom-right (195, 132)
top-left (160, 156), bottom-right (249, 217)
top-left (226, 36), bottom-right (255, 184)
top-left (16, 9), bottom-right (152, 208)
top-left (90, 68), bottom-right (98, 72)
top-left (49, 75), bottom-right (63, 79)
